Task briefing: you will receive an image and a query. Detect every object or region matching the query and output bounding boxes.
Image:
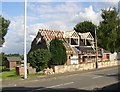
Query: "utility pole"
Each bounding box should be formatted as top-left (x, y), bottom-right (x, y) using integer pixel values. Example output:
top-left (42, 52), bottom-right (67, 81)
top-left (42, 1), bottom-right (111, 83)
top-left (95, 27), bottom-right (98, 69)
top-left (24, 0), bottom-right (27, 79)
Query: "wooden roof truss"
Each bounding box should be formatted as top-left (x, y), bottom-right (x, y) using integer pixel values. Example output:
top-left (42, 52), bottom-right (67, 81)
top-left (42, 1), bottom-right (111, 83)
top-left (39, 29), bottom-right (64, 45)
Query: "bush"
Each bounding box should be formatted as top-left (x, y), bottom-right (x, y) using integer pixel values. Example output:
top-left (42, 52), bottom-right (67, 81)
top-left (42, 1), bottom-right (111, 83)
top-left (28, 49), bottom-right (51, 72)
top-left (49, 38), bottom-right (67, 66)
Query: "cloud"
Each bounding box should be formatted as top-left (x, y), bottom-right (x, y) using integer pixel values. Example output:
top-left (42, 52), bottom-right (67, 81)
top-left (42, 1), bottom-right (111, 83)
top-left (103, 0), bottom-right (119, 3)
top-left (27, 16), bottom-right (39, 22)
top-left (27, 2), bottom-right (81, 15)
top-left (3, 2), bottom-right (118, 54)
top-left (2, 3), bottom-right (102, 54)
top-left (2, 16), bottom-right (24, 54)
top-left (27, 0), bottom-right (55, 2)
top-left (71, 5), bottom-right (102, 26)
top-left (28, 2), bottom-right (104, 26)
top-left (2, 15), bottom-right (51, 54)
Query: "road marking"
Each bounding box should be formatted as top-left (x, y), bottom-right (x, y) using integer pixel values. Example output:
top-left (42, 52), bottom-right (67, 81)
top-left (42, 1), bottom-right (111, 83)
top-left (39, 82), bottom-right (74, 90)
top-left (107, 73), bottom-right (117, 76)
top-left (27, 82), bottom-right (74, 92)
top-left (67, 74), bottom-right (79, 77)
top-left (92, 76), bottom-right (103, 79)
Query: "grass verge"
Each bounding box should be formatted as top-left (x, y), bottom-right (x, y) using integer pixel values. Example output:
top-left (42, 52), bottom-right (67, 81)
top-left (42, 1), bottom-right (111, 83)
top-left (0, 69), bottom-right (44, 80)
top-left (0, 69), bottom-right (20, 79)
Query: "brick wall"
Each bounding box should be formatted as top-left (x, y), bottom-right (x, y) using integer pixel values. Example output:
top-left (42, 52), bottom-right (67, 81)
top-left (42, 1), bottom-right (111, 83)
top-left (9, 61), bottom-right (16, 69)
top-left (16, 66), bottom-right (36, 76)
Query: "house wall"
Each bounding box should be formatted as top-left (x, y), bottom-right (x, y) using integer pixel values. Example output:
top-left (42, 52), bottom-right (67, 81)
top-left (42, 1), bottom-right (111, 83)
top-left (110, 52), bottom-right (117, 61)
top-left (70, 55), bottom-right (79, 64)
top-left (6, 61), bottom-right (21, 70)
top-left (103, 54), bottom-right (109, 61)
top-left (66, 55), bottom-right (71, 65)
top-left (53, 60), bottom-right (118, 74)
top-left (9, 61), bottom-right (16, 69)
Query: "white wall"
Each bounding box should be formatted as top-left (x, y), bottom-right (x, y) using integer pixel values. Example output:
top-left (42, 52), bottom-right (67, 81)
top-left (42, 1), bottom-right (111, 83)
top-left (70, 55), bottom-right (78, 64)
top-left (110, 52), bottom-right (117, 61)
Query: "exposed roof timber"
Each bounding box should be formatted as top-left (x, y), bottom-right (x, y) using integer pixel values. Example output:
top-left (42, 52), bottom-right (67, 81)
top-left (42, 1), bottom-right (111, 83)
top-left (78, 32), bottom-right (94, 40)
top-left (37, 29), bottom-right (95, 54)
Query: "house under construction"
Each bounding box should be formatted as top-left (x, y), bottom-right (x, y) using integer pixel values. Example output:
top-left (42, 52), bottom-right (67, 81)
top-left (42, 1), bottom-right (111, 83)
top-left (30, 29), bottom-right (103, 65)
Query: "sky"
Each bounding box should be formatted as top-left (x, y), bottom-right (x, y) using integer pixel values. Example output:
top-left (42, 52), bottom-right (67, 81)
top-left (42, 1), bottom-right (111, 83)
top-left (1, 0), bottom-right (119, 55)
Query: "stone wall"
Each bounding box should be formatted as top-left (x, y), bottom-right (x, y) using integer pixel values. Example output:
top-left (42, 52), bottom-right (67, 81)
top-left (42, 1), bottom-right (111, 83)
top-left (16, 66), bottom-right (36, 76)
top-left (52, 60), bottom-right (118, 74)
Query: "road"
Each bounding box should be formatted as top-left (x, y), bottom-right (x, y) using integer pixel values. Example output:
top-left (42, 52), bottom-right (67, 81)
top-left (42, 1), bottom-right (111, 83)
top-left (2, 66), bottom-right (120, 92)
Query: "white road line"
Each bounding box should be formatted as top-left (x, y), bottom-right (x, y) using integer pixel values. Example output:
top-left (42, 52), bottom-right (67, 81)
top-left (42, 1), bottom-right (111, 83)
top-left (107, 73), bottom-right (117, 76)
top-left (39, 82), bottom-right (74, 90)
top-left (68, 74), bottom-right (79, 77)
top-left (27, 82), bottom-right (74, 92)
top-left (92, 76), bottom-right (103, 79)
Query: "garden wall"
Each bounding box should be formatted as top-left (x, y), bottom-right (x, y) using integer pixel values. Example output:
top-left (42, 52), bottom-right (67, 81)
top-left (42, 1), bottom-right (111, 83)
top-left (52, 60), bottom-right (118, 74)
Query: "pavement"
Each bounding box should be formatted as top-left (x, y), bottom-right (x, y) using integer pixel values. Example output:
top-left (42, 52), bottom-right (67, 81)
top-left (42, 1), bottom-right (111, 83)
top-left (1, 66), bottom-right (120, 92)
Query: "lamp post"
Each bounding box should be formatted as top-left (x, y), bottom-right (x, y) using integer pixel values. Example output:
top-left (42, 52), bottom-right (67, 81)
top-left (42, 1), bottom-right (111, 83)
top-left (95, 27), bottom-right (98, 69)
top-left (24, 0), bottom-right (27, 79)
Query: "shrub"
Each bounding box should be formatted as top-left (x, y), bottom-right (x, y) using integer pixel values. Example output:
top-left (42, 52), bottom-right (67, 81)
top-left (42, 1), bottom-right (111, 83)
top-left (49, 38), bottom-right (67, 66)
top-left (28, 49), bottom-right (51, 72)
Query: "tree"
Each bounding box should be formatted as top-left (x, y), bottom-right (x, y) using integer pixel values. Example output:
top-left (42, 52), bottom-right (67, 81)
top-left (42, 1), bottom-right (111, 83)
top-left (0, 15), bottom-right (10, 46)
top-left (27, 49), bottom-right (51, 72)
top-left (49, 38), bottom-right (67, 66)
top-left (74, 21), bottom-right (96, 38)
top-left (0, 52), bottom-right (7, 70)
top-left (97, 8), bottom-right (120, 53)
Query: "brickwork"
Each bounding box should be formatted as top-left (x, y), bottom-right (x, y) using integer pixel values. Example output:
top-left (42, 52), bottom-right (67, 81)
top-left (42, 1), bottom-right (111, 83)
top-left (9, 61), bottom-right (16, 69)
top-left (16, 66), bottom-right (36, 76)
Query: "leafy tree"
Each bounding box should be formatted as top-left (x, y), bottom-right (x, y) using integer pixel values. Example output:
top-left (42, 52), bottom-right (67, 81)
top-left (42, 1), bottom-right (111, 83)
top-left (74, 21), bottom-right (96, 38)
top-left (49, 38), bottom-right (67, 65)
top-left (0, 16), bottom-right (10, 46)
top-left (6, 53), bottom-right (20, 56)
top-left (97, 8), bottom-right (120, 53)
top-left (0, 52), bottom-right (7, 70)
top-left (27, 49), bottom-right (51, 72)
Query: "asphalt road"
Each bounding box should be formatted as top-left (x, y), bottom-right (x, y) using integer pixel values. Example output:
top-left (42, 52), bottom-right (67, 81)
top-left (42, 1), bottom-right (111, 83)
top-left (2, 66), bottom-right (120, 92)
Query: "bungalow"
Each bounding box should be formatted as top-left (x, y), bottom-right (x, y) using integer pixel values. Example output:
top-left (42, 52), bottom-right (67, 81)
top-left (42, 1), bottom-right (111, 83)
top-left (5, 56), bottom-right (22, 70)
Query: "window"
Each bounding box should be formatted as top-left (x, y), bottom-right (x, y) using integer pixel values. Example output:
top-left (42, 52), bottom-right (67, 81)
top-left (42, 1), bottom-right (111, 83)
top-left (71, 38), bottom-right (78, 45)
top-left (106, 54), bottom-right (109, 59)
top-left (16, 61), bottom-right (20, 65)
